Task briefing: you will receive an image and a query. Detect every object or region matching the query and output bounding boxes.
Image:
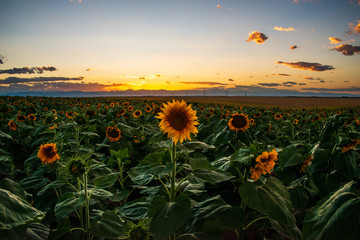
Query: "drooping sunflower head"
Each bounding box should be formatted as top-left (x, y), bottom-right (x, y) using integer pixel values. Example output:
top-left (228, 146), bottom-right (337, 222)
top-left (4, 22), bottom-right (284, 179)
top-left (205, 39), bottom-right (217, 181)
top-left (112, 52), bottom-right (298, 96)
top-left (106, 126), bottom-right (122, 142)
top-left (133, 110), bottom-right (142, 118)
top-left (228, 113), bottom-right (250, 132)
top-left (37, 143), bottom-right (60, 164)
top-left (156, 99), bottom-right (199, 144)
top-left (8, 120), bottom-right (17, 131)
top-left (68, 159), bottom-right (84, 178)
top-left (255, 149), bottom-right (278, 173)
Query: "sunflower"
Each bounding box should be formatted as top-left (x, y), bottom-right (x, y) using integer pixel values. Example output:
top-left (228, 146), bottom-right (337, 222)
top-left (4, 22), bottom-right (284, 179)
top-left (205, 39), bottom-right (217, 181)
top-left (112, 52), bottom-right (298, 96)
top-left (8, 120), bottom-right (17, 131)
top-left (110, 102), bottom-right (115, 108)
top-left (157, 99), bottom-right (199, 144)
top-left (28, 114), bottom-right (37, 121)
top-left (274, 114), bottom-right (282, 120)
top-left (134, 135), bottom-right (144, 143)
top-left (44, 107), bottom-right (49, 111)
top-left (106, 126), bottom-right (122, 142)
top-left (293, 119), bottom-right (299, 125)
top-left (250, 119), bottom-right (255, 124)
top-left (145, 105), bottom-right (152, 113)
top-left (37, 143), bottom-right (60, 164)
top-left (68, 159), bottom-right (84, 177)
top-left (123, 101), bottom-right (130, 107)
top-left (254, 112), bottom-right (261, 118)
top-left (16, 114), bottom-right (26, 122)
top-left (133, 110), bottom-right (142, 118)
top-left (300, 155), bottom-right (313, 173)
top-left (250, 150), bottom-right (278, 181)
top-left (128, 105), bottom-right (134, 112)
top-left (342, 139), bottom-right (360, 153)
top-left (85, 109), bottom-right (96, 117)
top-left (116, 109), bottom-right (126, 117)
top-left (66, 111), bottom-right (76, 119)
top-left (228, 113), bottom-right (250, 132)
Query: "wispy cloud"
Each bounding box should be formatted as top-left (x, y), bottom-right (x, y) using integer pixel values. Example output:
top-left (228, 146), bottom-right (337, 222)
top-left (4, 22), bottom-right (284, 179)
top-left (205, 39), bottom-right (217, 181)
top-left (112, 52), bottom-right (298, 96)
top-left (0, 76), bottom-right (84, 84)
top-left (331, 44), bottom-right (360, 56)
top-left (290, 45), bottom-right (298, 50)
top-left (258, 83), bottom-right (281, 87)
top-left (328, 37), bottom-right (342, 44)
top-left (273, 26), bottom-right (296, 31)
top-left (0, 66), bottom-right (57, 74)
top-left (276, 61), bottom-right (335, 71)
top-left (282, 81), bottom-right (297, 87)
top-left (346, 20), bottom-right (360, 35)
top-left (274, 73), bottom-right (291, 77)
top-left (246, 31), bottom-right (269, 44)
top-left (301, 86), bottom-right (360, 92)
top-left (178, 81), bottom-right (227, 86)
top-left (298, 75), bottom-right (323, 81)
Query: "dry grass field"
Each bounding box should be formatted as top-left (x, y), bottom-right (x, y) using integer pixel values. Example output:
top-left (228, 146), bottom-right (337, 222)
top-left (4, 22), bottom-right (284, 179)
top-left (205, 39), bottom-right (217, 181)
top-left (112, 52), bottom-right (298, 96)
top-left (136, 96), bottom-right (360, 109)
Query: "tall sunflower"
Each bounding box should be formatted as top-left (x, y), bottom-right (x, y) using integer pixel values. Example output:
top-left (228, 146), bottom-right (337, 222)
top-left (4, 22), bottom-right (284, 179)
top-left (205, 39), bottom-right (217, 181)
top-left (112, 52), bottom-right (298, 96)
top-left (133, 110), bottom-right (142, 118)
top-left (228, 113), bottom-right (250, 132)
top-left (250, 149), bottom-right (278, 181)
top-left (28, 114), bottom-right (37, 121)
top-left (106, 126), bottom-right (122, 142)
top-left (37, 143), bottom-right (60, 164)
top-left (157, 99), bottom-right (199, 144)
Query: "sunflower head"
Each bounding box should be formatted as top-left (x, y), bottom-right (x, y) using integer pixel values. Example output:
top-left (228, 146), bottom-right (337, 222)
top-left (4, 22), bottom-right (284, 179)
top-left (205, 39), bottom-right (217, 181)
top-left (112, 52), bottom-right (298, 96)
top-left (28, 114), bottom-right (37, 121)
top-left (106, 126), bottom-right (122, 142)
top-left (228, 113), bottom-right (250, 132)
top-left (254, 112), bottom-right (261, 118)
top-left (128, 106), bottom-right (134, 112)
top-left (145, 105), bottom-right (152, 113)
top-left (68, 159), bottom-right (84, 177)
top-left (293, 119), bottom-right (299, 125)
top-left (156, 99), bottom-right (199, 144)
top-left (17, 114), bottom-right (26, 122)
top-left (86, 109), bottom-right (96, 117)
top-left (133, 110), bottom-right (142, 118)
top-left (274, 114), bottom-right (282, 120)
top-left (8, 120), bottom-right (17, 131)
top-left (37, 143), bottom-right (60, 164)
top-left (117, 109), bottom-right (126, 117)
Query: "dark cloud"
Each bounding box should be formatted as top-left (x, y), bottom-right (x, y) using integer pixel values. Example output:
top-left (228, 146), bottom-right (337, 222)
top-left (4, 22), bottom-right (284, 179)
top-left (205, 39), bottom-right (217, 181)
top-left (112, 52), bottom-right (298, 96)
top-left (290, 45), bottom-right (298, 50)
top-left (282, 81), bottom-right (297, 87)
top-left (331, 44), bottom-right (360, 56)
top-left (0, 55), bottom-right (6, 64)
top-left (178, 81), bottom-right (227, 86)
top-left (274, 73), bottom-right (291, 77)
top-left (246, 31), bottom-right (268, 44)
top-left (276, 61), bottom-right (334, 71)
top-left (228, 79), bottom-right (234, 82)
top-left (298, 83), bottom-right (307, 85)
top-left (258, 83), bottom-right (281, 87)
top-left (320, 80), bottom-right (325, 83)
top-left (0, 66), bottom-right (57, 74)
top-left (0, 76), bottom-right (84, 84)
top-left (301, 87), bottom-right (360, 92)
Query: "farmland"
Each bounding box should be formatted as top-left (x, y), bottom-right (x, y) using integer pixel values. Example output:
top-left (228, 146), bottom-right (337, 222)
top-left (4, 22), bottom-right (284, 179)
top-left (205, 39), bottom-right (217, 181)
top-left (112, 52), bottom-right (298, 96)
top-left (0, 95), bottom-right (359, 240)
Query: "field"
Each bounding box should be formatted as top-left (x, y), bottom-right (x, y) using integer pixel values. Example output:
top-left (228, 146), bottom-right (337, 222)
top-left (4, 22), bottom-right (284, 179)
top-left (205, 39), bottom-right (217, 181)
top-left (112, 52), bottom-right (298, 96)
top-left (0, 95), bottom-right (359, 240)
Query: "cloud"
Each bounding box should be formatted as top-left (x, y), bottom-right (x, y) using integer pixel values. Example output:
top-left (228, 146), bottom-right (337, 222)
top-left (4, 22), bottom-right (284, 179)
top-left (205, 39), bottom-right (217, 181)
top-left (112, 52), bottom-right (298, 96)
top-left (0, 55), bottom-right (6, 64)
top-left (274, 73), bottom-right (291, 77)
top-left (298, 83), bottom-right (307, 85)
top-left (290, 45), bottom-right (298, 50)
top-left (274, 26), bottom-right (296, 31)
top-left (246, 31), bottom-right (268, 44)
top-left (328, 37), bottom-right (342, 44)
top-left (228, 79), bottom-right (234, 82)
top-left (258, 83), bottom-right (281, 87)
top-left (276, 61), bottom-right (335, 71)
top-left (298, 75), bottom-right (323, 81)
top-left (0, 66), bottom-right (57, 74)
top-left (0, 76), bottom-right (84, 84)
top-left (331, 44), bottom-right (360, 56)
top-left (282, 81), bottom-right (297, 87)
top-left (178, 81), bottom-right (227, 86)
top-left (301, 87), bottom-right (360, 92)
top-left (347, 20), bottom-right (360, 35)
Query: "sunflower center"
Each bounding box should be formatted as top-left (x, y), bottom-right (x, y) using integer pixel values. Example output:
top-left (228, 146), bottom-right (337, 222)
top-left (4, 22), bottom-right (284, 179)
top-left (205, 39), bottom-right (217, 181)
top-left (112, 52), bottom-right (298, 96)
top-left (18, 116), bottom-right (25, 121)
top-left (44, 146), bottom-right (56, 158)
top-left (108, 128), bottom-right (120, 138)
top-left (232, 115), bottom-right (247, 129)
top-left (135, 111), bottom-right (140, 115)
top-left (168, 111), bottom-right (188, 131)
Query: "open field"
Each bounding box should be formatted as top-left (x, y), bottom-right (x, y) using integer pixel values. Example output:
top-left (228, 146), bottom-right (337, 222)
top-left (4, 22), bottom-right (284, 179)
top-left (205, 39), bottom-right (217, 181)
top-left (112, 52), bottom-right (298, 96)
top-left (135, 96), bottom-right (360, 109)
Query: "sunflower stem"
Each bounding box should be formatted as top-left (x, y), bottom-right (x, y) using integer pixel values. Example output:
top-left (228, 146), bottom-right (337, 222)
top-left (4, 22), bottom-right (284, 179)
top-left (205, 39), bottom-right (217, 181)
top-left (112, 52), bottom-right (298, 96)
top-left (77, 178), bottom-right (84, 233)
top-left (84, 172), bottom-right (91, 240)
top-left (170, 141), bottom-right (177, 202)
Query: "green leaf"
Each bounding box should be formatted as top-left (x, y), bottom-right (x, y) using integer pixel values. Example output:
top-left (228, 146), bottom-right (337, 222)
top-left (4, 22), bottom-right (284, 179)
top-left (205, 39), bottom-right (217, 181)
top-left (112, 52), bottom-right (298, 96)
top-left (302, 181), bottom-right (360, 240)
top-left (333, 150), bottom-right (359, 179)
top-left (149, 194), bottom-right (191, 240)
top-left (189, 169), bottom-right (233, 185)
top-left (188, 195), bottom-right (245, 232)
top-left (238, 177), bottom-right (297, 227)
top-left (48, 219), bottom-right (71, 240)
top-left (54, 192), bottom-right (86, 219)
top-left (0, 178), bottom-right (26, 200)
top-left (90, 211), bottom-right (125, 238)
top-left (94, 173), bottom-right (118, 188)
top-left (110, 148), bottom-right (129, 161)
top-left (90, 188), bottom-right (113, 200)
top-left (182, 141), bottom-right (215, 150)
top-left (20, 176), bottom-right (48, 190)
top-left (190, 158), bottom-right (216, 171)
top-left (37, 179), bottom-right (68, 196)
top-left (129, 152), bottom-right (166, 177)
top-left (80, 131), bottom-right (99, 137)
top-left (211, 156), bottom-right (231, 171)
top-left (0, 130), bottom-right (13, 140)
top-left (0, 188), bottom-right (44, 230)
top-left (278, 144), bottom-right (305, 170)
top-left (117, 198), bottom-right (150, 220)
top-left (25, 223), bottom-right (49, 240)
top-left (270, 218), bottom-right (301, 240)
top-left (230, 148), bottom-right (253, 164)
top-left (288, 185), bottom-right (308, 210)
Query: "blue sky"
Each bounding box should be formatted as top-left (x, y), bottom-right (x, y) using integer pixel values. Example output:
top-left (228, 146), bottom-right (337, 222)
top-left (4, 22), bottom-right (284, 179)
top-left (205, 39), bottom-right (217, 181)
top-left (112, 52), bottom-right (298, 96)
top-left (0, 0), bottom-right (359, 95)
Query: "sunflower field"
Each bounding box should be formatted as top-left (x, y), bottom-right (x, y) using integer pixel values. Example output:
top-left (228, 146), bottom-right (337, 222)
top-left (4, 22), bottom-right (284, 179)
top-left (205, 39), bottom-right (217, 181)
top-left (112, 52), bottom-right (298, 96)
top-left (0, 96), bottom-right (359, 240)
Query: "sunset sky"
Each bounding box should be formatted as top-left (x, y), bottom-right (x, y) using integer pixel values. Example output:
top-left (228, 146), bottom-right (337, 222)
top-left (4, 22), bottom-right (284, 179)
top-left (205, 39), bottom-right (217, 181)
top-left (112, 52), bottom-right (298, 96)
top-left (0, 0), bottom-right (359, 96)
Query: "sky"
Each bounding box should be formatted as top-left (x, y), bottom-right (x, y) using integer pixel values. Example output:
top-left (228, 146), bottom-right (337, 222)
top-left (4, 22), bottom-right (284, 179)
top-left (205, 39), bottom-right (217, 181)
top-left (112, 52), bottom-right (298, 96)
top-left (0, 0), bottom-right (359, 96)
